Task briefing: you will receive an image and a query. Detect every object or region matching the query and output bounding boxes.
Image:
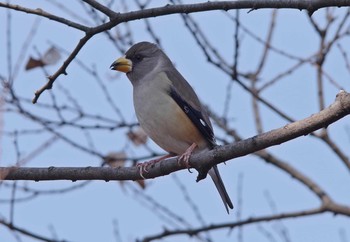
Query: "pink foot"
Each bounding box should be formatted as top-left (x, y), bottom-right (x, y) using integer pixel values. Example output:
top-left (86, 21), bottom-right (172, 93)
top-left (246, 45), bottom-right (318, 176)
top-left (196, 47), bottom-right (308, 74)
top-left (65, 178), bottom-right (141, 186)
top-left (137, 154), bottom-right (174, 179)
top-left (178, 143), bottom-right (197, 169)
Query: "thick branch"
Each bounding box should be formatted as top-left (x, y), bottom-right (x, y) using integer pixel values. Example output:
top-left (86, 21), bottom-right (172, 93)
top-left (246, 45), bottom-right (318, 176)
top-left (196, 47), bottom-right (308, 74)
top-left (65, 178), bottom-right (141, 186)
top-left (1, 90), bottom-right (350, 181)
top-left (107, 0), bottom-right (350, 22)
top-left (24, 0), bottom-right (350, 103)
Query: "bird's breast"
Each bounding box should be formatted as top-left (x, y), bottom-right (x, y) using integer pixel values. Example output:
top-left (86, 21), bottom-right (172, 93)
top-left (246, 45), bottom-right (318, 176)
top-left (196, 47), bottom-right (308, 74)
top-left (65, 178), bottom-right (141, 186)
top-left (133, 73), bottom-right (207, 154)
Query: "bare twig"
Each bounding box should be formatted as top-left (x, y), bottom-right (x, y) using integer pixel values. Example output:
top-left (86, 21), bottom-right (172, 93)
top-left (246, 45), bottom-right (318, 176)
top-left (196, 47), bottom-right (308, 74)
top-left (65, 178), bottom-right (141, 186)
top-left (82, 0), bottom-right (116, 18)
top-left (2, 0), bottom-right (346, 103)
top-left (0, 2), bottom-right (89, 31)
top-left (1, 90), bottom-right (350, 181)
top-left (0, 218), bottom-right (68, 242)
top-left (139, 204), bottom-right (350, 242)
top-left (32, 33), bottom-right (93, 103)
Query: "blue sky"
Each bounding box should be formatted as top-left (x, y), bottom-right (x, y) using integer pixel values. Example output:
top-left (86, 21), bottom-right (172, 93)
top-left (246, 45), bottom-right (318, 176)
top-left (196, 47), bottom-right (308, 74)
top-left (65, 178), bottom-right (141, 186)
top-left (1, 1), bottom-right (350, 242)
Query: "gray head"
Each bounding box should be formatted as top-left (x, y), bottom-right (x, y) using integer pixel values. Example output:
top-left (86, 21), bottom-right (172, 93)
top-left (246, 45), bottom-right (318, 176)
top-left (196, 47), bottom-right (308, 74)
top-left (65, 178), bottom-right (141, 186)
top-left (110, 42), bottom-right (172, 84)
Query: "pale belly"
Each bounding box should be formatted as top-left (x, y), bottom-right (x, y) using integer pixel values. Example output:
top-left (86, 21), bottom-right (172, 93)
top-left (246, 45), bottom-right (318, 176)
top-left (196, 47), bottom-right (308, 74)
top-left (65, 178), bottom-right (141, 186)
top-left (133, 86), bottom-right (207, 155)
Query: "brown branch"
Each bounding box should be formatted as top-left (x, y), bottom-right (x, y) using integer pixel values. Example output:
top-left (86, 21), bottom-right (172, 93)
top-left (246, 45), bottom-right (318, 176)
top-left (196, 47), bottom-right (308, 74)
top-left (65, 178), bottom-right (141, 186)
top-left (0, 2), bottom-right (89, 31)
top-left (32, 33), bottom-right (93, 103)
top-left (258, 55), bottom-right (315, 92)
top-left (82, 0), bottom-right (116, 18)
top-left (318, 133), bottom-right (350, 172)
top-left (139, 203), bottom-right (350, 242)
top-left (107, 1), bottom-right (350, 23)
top-left (208, 105), bottom-right (331, 204)
top-left (0, 218), bottom-right (66, 242)
top-left (23, 0), bottom-right (350, 103)
top-left (1, 90), bottom-right (350, 181)
top-left (254, 10), bottom-right (277, 76)
top-left (256, 149), bottom-right (330, 203)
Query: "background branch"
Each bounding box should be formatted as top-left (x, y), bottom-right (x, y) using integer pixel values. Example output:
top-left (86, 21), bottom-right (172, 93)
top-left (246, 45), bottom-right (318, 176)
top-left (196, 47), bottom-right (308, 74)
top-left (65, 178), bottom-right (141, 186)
top-left (2, 90), bottom-right (350, 181)
top-left (1, 1), bottom-right (350, 241)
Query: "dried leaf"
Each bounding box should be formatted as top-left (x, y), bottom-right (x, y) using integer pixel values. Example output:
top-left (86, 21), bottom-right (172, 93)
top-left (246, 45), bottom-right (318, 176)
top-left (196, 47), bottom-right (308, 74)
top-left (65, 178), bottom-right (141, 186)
top-left (25, 46), bottom-right (61, 71)
top-left (127, 127), bottom-right (148, 146)
top-left (42, 46), bottom-right (61, 65)
top-left (104, 151), bottom-right (146, 190)
top-left (104, 151), bottom-right (126, 168)
top-left (135, 179), bottom-right (146, 189)
top-left (25, 57), bottom-right (44, 70)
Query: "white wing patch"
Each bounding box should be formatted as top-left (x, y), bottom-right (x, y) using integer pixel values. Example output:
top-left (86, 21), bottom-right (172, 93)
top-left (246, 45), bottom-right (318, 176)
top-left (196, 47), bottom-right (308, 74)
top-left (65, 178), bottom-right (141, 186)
top-left (200, 118), bottom-right (207, 127)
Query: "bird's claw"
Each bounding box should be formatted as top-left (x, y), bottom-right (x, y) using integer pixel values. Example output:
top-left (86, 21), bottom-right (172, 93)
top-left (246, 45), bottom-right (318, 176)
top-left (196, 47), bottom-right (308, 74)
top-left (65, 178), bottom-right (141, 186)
top-left (136, 154), bottom-right (174, 179)
top-left (177, 154), bottom-right (191, 169)
top-left (137, 163), bottom-right (147, 179)
top-left (137, 160), bottom-right (156, 179)
top-left (177, 156), bottom-right (193, 173)
top-left (177, 143), bottom-right (197, 173)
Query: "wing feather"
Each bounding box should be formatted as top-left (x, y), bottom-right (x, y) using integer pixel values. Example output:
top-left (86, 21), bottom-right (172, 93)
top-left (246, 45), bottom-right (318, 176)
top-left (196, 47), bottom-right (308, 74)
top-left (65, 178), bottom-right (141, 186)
top-left (165, 70), bottom-right (216, 148)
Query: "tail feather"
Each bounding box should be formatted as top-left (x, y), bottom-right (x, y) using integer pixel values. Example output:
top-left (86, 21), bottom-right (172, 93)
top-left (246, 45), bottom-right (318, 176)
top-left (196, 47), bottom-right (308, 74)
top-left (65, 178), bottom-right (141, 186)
top-left (208, 165), bottom-right (234, 213)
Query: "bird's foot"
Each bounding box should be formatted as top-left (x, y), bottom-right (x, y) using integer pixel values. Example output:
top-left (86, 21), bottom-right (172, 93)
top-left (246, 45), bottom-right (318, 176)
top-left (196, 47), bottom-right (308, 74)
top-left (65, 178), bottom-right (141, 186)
top-left (178, 143), bottom-right (197, 172)
top-left (137, 154), bottom-right (174, 179)
top-left (137, 161), bottom-right (155, 179)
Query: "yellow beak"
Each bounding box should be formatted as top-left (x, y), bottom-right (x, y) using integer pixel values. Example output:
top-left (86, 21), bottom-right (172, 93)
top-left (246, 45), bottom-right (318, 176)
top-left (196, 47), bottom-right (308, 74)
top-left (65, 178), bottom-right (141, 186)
top-left (110, 56), bottom-right (132, 73)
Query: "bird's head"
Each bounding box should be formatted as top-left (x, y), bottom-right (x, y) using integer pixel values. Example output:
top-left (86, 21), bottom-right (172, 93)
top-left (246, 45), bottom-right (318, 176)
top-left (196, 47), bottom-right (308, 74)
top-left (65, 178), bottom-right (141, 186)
top-left (110, 42), bottom-right (168, 84)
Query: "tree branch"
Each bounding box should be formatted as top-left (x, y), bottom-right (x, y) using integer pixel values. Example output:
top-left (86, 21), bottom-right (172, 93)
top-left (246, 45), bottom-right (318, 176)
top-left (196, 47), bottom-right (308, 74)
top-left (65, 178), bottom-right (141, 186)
top-left (1, 90), bottom-right (350, 181)
top-left (0, 218), bottom-right (66, 242)
top-left (0, 2), bottom-right (89, 31)
top-left (21, 0), bottom-right (350, 103)
top-left (108, 0), bottom-right (350, 23)
top-left (139, 202), bottom-right (350, 242)
top-left (32, 33), bottom-right (93, 103)
top-left (82, 0), bottom-right (116, 18)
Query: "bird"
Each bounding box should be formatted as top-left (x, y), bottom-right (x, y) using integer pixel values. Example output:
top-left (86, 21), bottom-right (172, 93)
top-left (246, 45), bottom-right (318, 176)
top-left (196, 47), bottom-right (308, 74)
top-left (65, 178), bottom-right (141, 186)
top-left (110, 41), bottom-right (233, 213)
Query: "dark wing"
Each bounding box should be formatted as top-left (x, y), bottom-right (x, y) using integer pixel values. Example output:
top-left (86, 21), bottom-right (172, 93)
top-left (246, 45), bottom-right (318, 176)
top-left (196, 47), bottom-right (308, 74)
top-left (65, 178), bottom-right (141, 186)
top-left (165, 70), bottom-right (216, 148)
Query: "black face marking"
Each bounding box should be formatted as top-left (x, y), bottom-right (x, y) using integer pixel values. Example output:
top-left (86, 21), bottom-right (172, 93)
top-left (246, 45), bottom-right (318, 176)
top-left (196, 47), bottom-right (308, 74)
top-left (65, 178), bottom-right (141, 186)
top-left (169, 87), bottom-right (215, 147)
top-left (129, 53), bottom-right (144, 64)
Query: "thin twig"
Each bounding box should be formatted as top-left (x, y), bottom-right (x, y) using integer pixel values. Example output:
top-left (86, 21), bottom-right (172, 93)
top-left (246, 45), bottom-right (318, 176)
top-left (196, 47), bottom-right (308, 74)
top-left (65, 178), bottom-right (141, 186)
top-left (0, 2), bottom-right (89, 31)
top-left (2, 90), bottom-right (350, 181)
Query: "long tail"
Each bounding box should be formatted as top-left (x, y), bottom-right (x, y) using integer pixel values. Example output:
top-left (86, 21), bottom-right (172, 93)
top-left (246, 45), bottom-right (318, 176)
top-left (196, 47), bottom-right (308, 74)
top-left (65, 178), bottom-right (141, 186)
top-left (208, 165), bottom-right (234, 213)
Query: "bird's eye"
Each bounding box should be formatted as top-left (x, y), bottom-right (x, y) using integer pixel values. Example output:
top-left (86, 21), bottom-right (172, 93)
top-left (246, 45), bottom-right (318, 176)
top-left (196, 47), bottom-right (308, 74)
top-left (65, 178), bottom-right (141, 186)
top-left (134, 54), bottom-right (143, 61)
